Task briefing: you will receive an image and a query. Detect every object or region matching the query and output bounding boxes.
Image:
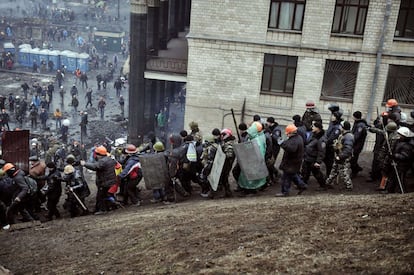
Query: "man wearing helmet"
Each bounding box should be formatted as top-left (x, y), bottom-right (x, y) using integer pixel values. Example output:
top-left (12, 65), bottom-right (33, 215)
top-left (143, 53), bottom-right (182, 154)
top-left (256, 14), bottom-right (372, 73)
top-left (2, 163), bottom-right (36, 224)
top-left (369, 121), bottom-right (400, 191)
top-left (386, 127), bottom-right (414, 193)
top-left (382, 98), bottom-right (402, 125)
top-left (118, 144), bottom-right (142, 206)
top-left (80, 146), bottom-right (117, 214)
top-left (276, 124), bottom-right (307, 197)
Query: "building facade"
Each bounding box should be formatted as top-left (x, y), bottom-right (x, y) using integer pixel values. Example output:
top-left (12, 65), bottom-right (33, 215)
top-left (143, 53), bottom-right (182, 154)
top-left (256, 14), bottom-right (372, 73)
top-left (185, 0), bottom-right (414, 135)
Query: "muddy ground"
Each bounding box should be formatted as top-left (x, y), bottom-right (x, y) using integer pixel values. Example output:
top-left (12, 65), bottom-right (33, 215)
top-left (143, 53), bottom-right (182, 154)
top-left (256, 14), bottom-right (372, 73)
top-left (0, 151), bottom-right (413, 274)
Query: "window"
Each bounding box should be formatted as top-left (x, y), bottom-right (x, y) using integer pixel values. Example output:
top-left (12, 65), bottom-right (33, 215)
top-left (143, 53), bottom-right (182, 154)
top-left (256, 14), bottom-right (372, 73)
top-left (384, 65), bottom-right (414, 105)
top-left (395, 0), bottom-right (414, 38)
top-left (332, 0), bottom-right (369, 35)
top-left (321, 60), bottom-right (359, 100)
top-left (268, 0), bottom-right (306, 31)
top-left (261, 54), bottom-right (298, 95)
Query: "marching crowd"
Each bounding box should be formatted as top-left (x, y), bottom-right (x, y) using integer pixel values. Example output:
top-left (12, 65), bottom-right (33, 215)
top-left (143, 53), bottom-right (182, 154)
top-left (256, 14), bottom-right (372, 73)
top-left (0, 98), bottom-right (414, 230)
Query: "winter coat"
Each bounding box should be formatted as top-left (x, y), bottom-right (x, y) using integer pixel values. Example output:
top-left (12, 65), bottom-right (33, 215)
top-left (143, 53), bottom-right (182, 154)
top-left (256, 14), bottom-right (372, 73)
top-left (279, 134), bottom-right (304, 174)
top-left (119, 154), bottom-right (141, 181)
top-left (304, 129), bottom-right (326, 164)
top-left (325, 121), bottom-right (342, 146)
top-left (0, 177), bottom-right (16, 205)
top-left (267, 124), bottom-right (282, 159)
top-left (10, 169), bottom-right (29, 201)
top-left (393, 138), bottom-right (414, 172)
top-left (352, 119), bottom-right (368, 154)
top-left (221, 137), bottom-right (236, 174)
top-left (84, 156), bottom-right (117, 188)
top-left (37, 169), bottom-right (62, 200)
top-left (335, 131), bottom-right (354, 161)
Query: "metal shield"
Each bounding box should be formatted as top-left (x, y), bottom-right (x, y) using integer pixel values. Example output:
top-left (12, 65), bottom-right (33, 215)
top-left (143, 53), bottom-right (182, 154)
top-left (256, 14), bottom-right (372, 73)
top-left (139, 153), bottom-right (169, 190)
top-left (207, 145), bottom-right (226, 191)
top-left (234, 141), bottom-right (268, 181)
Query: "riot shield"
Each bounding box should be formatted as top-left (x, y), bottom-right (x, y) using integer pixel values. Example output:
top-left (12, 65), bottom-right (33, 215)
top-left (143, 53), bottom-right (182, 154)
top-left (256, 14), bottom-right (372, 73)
top-left (139, 153), bottom-right (169, 190)
top-left (234, 140), bottom-right (268, 181)
top-left (207, 145), bottom-right (226, 191)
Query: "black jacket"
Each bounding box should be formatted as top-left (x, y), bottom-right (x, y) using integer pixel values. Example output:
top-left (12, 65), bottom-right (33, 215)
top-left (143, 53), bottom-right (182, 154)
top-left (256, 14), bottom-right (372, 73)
top-left (84, 156), bottom-right (117, 188)
top-left (335, 131), bottom-right (354, 161)
top-left (352, 119), bottom-right (368, 154)
top-left (325, 121), bottom-right (342, 146)
top-left (304, 129), bottom-right (326, 164)
top-left (279, 134), bottom-right (304, 173)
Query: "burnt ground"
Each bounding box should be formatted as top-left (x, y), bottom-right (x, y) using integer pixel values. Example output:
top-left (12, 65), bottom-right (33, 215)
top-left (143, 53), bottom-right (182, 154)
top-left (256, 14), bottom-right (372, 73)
top-left (0, 152), bottom-right (413, 274)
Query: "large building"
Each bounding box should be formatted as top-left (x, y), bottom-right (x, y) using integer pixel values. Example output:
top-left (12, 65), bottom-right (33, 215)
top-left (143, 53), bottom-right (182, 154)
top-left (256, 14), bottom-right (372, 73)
top-left (129, 0), bottom-right (414, 143)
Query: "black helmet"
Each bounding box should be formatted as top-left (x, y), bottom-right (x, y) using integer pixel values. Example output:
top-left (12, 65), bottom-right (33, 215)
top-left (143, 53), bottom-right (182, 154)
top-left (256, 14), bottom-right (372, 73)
top-left (328, 103), bottom-right (340, 113)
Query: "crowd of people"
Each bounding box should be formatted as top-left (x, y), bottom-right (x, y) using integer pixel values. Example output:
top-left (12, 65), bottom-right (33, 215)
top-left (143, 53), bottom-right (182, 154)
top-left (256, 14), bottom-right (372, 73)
top-left (0, 98), bottom-right (413, 231)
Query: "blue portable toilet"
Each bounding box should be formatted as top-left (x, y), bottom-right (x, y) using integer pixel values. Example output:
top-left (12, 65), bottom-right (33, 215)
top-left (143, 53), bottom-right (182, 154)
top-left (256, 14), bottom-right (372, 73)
top-left (60, 50), bottom-right (70, 71)
top-left (29, 48), bottom-right (41, 68)
top-left (77, 53), bottom-right (90, 72)
top-left (48, 50), bottom-right (60, 71)
top-left (38, 49), bottom-right (50, 65)
top-left (3, 42), bottom-right (15, 54)
top-left (18, 47), bottom-right (30, 67)
top-left (66, 51), bottom-right (78, 72)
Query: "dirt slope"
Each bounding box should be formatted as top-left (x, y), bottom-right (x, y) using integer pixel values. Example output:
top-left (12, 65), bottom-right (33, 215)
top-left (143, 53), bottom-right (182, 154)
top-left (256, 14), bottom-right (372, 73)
top-left (0, 192), bottom-right (413, 274)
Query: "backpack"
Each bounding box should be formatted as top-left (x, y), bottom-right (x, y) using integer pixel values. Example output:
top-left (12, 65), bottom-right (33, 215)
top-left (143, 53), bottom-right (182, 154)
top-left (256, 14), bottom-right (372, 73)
top-left (24, 176), bottom-right (38, 195)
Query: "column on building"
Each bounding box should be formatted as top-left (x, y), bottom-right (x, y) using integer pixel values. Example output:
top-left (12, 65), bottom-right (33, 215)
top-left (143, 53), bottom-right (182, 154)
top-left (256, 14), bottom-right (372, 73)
top-left (128, 0), bottom-right (148, 145)
top-left (147, 0), bottom-right (160, 55)
top-left (159, 0), bottom-right (169, 49)
top-left (168, 0), bottom-right (178, 39)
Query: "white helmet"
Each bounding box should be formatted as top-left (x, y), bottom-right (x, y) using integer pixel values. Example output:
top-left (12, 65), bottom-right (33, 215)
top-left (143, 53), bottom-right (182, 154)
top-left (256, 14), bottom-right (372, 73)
top-left (397, 127), bottom-right (414, 138)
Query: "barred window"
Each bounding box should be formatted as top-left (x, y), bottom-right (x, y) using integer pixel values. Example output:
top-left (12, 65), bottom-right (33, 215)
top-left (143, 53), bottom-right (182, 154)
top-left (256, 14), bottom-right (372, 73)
top-left (384, 65), bottom-right (414, 106)
top-left (395, 0), bottom-right (414, 38)
top-left (321, 60), bottom-right (359, 101)
top-left (261, 54), bottom-right (298, 95)
top-left (268, 0), bottom-right (306, 31)
top-left (332, 0), bottom-right (369, 35)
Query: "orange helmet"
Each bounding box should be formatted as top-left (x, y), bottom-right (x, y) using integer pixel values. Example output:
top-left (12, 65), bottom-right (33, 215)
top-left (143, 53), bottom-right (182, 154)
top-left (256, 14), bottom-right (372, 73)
top-left (386, 99), bottom-right (398, 108)
top-left (285, 124), bottom-right (298, 135)
top-left (2, 163), bottom-right (15, 172)
top-left (95, 146), bottom-right (108, 156)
